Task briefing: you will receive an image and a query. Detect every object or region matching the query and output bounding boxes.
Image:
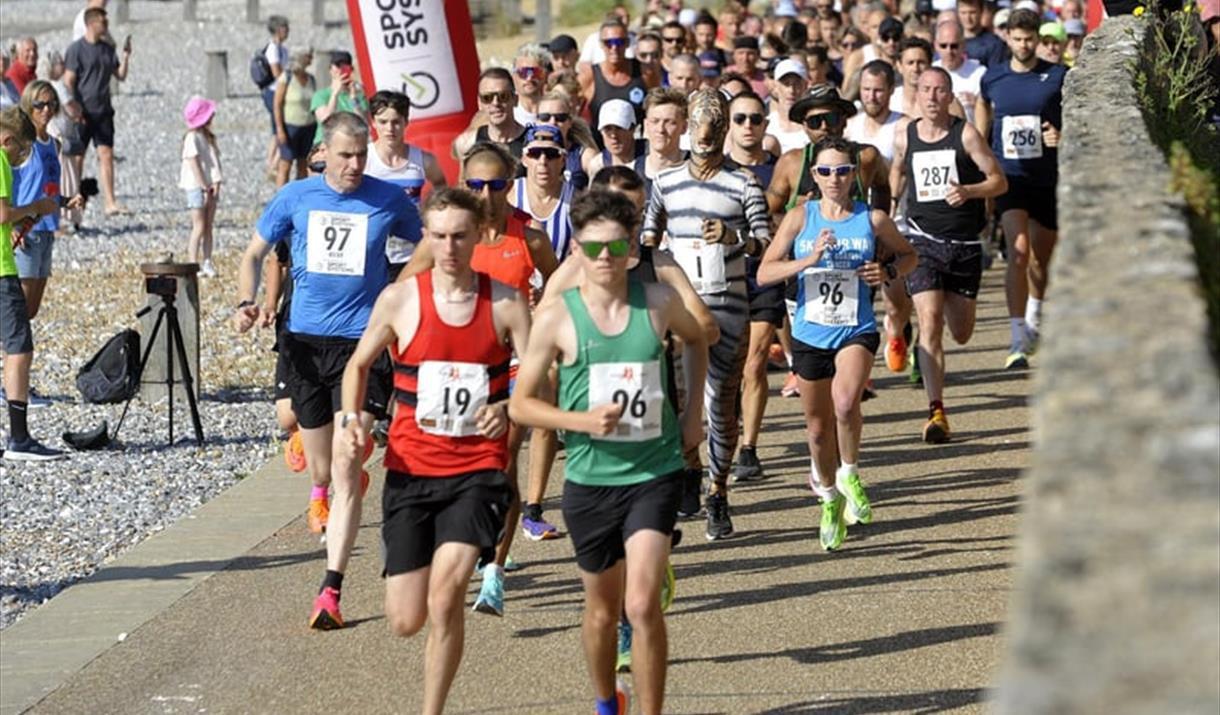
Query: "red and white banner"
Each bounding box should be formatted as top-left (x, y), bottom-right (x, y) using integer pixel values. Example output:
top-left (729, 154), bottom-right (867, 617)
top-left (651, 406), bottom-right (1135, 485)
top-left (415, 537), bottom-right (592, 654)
top-left (346, 0), bottom-right (480, 182)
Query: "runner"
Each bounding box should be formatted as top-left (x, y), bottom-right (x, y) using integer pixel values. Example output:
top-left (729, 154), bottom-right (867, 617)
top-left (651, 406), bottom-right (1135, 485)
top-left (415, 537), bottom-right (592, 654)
top-left (757, 136), bottom-right (916, 550)
top-left (764, 58), bottom-right (812, 155)
top-left (581, 19), bottom-right (654, 129)
top-left (635, 88), bottom-right (689, 201)
top-left (232, 112), bottom-right (423, 629)
top-left (642, 88), bottom-right (771, 540)
top-left (583, 99), bottom-right (639, 177)
top-left (889, 68), bottom-right (1007, 443)
top-left (510, 124), bottom-right (576, 261)
top-left (337, 187), bottom-right (531, 714)
top-left (453, 68), bottom-right (527, 165)
top-left (933, 21), bottom-right (988, 125)
top-left (510, 189), bottom-right (709, 715)
top-left (973, 7), bottom-right (1066, 369)
top-left (722, 90), bottom-right (782, 482)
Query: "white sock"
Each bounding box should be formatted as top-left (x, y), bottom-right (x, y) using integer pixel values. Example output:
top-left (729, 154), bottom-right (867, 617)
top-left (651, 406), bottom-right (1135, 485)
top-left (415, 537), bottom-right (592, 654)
top-left (836, 463), bottom-right (858, 479)
top-left (784, 350), bottom-right (793, 366)
top-left (1025, 298), bottom-right (1043, 334)
top-left (1009, 318), bottom-right (1027, 347)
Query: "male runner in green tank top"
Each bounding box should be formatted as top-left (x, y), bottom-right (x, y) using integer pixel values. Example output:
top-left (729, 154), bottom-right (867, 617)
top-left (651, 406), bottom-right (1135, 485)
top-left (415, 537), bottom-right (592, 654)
top-left (510, 190), bottom-right (708, 715)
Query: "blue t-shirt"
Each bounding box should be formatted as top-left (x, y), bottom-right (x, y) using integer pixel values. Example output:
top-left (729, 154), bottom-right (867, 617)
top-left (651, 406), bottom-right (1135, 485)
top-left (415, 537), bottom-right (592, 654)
top-left (256, 175), bottom-right (422, 338)
top-left (791, 201), bottom-right (877, 350)
top-left (981, 59), bottom-right (1066, 186)
top-left (13, 137), bottom-right (61, 232)
top-left (966, 31), bottom-right (1008, 68)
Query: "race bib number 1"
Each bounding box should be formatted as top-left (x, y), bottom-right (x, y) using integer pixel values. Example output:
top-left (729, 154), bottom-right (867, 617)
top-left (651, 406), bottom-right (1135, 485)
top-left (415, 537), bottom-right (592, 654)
top-left (588, 361), bottom-right (664, 442)
top-left (912, 149), bottom-right (959, 203)
top-left (1001, 114), bottom-right (1043, 160)
top-left (307, 210), bottom-right (369, 276)
top-left (670, 239), bottom-right (728, 295)
top-left (415, 361), bottom-right (490, 437)
top-left (802, 268), bottom-right (859, 327)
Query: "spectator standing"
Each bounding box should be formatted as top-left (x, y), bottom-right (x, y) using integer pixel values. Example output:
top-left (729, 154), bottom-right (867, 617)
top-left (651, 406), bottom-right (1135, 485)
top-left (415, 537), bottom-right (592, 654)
top-left (6, 39), bottom-right (39, 96)
top-left (273, 49), bottom-right (316, 187)
top-left (261, 16), bottom-right (291, 177)
top-left (179, 96), bottom-right (221, 277)
top-left (310, 51), bottom-right (368, 147)
top-left (0, 51), bottom-right (19, 108)
top-left (63, 6), bottom-right (131, 215)
top-left (44, 51), bottom-right (86, 232)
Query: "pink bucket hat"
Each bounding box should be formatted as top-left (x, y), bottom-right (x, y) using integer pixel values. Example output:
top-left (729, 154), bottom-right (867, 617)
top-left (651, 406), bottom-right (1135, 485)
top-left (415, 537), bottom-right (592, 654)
top-left (183, 96), bottom-right (216, 129)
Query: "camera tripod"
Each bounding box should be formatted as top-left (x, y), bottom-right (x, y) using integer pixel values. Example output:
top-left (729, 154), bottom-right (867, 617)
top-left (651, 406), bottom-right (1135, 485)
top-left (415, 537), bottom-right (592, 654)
top-left (112, 284), bottom-right (205, 446)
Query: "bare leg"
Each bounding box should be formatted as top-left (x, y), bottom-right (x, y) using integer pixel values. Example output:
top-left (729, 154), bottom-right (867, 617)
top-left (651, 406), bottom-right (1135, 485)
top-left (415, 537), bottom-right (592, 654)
top-left (1027, 221), bottom-right (1058, 301)
top-left (579, 561), bottom-right (626, 704)
top-left (912, 290), bottom-right (947, 405)
top-left (2, 352), bottom-right (33, 403)
top-left (829, 346), bottom-right (874, 466)
top-left (883, 278), bottom-right (913, 344)
top-left (325, 411), bottom-right (374, 574)
top-left (1001, 210), bottom-right (1031, 321)
top-left (797, 375), bottom-right (838, 489)
top-left (203, 191), bottom-right (218, 262)
top-left (493, 423), bottom-right (525, 566)
top-left (623, 530), bottom-right (671, 715)
top-left (298, 422), bottom-right (333, 490)
top-left (276, 158), bottom-right (292, 188)
top-left (421, 542), bottom-right (481, 715)
top-left (524, 368), bottom-right (559, 509)
top-left (97, 145), bottom-right (120, 212)
top-left (187, 208), bottom-right (205, 264)
top-left (944, 292), bottom-right (978, 346)
top-left (739, 320), bottom-right (776, 449)
top-left (274, 397), bottom-right (297, 432)
top-left (19, 278), bottom-right (48, 321)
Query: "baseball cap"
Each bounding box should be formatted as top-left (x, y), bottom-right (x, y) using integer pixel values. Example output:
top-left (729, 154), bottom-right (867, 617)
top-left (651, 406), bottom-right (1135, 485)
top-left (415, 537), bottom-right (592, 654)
top-left (523, 123), bottom-right (566, 149)
top-left (1039, 21), bottom-right (1067, 42)
top-left (1063, 18), bottom-right (1085, 36)
top-left (697, 49), bottom-right (724, 77)
top-left (994, 8), bottom-right (1012, 26)
top-left (878, 17), bottom-right (905, 39)
top-left (598, 99), bottom-right (637, 130)
top-left (678, 7), bottom-right (699, 26)
top-left (916, 0), bottom-right (936, 14)
top-left (772, 57), bottom-right (808, 81)
top-left (775, 0), bottom-right (799, 17)
top-left (1014, 0), bottom-right (1040, 12)
top-left (733, 36), bottom-right (760, 51)
top-left (547, 34), bottom-right (577, 54)
top-left (932, 0), bottom-right (958, 10)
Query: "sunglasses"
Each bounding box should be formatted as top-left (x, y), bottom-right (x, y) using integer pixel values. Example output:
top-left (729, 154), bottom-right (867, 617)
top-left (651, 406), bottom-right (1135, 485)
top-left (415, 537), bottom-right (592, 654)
top-left (465, 178), bottom-right (510, 192)
top-left (732, 112), bottom-right (764, 126)
top-left (814, 163), bottom-right (856, 177)
top-left (662, 35), bottom-right (684, 43)
top-left (516, 66), bottom-right (544, 80)
top-left (840, 40), bottom-right (859, 50)
top-left (536, 112), bottom-right (570, 123)
top-left (526, 146), bottom-right (563, 161)
top-left (31, 100), bottom-right (58, 111)
top-left (804, 112), bottom-right (844, 129)
top-left (637, 51), bottom-right (659, 61)
top-left (880, 32), bottom-right (903, 42)
top-left (577, 238), bottom-right (631, 259)
top-left (937, 42), bottom-right (960, 50)
top-left (479, 91), bottom-right (513, 104)
top-left (602, 37), bottom-right (628, 48)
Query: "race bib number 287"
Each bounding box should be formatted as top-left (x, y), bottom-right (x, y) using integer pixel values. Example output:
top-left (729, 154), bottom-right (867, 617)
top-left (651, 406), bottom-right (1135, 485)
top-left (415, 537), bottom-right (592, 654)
top-left (306, 210), bottom-right (369, 276)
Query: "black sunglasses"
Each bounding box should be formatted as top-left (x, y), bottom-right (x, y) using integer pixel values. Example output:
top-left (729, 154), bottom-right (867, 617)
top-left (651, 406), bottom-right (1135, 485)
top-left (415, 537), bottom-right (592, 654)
top-left (479, 91), bottom-right (514, 104)
top-left (732, 112), bottom-right (764, 126)
top-left (804, 112), bottom-right (844, 129)
top-left (536, 112), bottom-right (570, 123)
top-left (937, 42), bottom-right (960, 50)
top-left (526, 147), bottom-right (563, 161)
top-left (662, 35), bottom-right (684, 43)
top-left (31, 100), bottom-right (58, 111)
top-left (465, 178), bottom-right (510, 192)
top-left (880, 32), bottom-right (903, 42)
top-left (603, 37), bottom-right (628, 48)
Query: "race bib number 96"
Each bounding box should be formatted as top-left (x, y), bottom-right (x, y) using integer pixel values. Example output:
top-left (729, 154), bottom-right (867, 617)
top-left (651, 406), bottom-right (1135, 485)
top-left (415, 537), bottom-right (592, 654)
top-left (670, 239), bottom-right (728, 295)
top-left (588, 361), bottom-right (664, 442)
top-left (912, 149), bottom-right (959, 203)
top-left (1001, 115), bottom-right (1043, 160)
top-left (803, 268), bottom-right (859, 327)
top-left (307, 211), bottom-right (369, 276)
top-left (415, 361), bottom-right (490, 437)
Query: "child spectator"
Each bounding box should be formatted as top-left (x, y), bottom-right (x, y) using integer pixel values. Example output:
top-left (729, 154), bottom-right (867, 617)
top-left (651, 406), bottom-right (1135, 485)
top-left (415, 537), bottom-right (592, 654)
top-left (179, 96), bottom-right (221, 277)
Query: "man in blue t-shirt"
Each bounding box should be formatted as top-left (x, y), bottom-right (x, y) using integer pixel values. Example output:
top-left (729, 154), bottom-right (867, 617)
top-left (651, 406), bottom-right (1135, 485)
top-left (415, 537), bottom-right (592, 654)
top-left (232, 111), bottom-right (422, 630)
top-left (974, 8), bottom-right (1066, 371)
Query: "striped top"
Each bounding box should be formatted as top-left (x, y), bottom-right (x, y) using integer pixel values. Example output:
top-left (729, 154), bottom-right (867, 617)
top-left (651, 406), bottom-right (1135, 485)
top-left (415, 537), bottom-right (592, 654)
top-left (512, 177), bottom-right (575, 260)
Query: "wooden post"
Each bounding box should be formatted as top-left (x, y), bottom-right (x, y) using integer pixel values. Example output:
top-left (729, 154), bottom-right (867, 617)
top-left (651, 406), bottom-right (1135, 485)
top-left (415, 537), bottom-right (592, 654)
top-left (312, 50), bottom-right (333, 87)
top-left (184, 0), bottom-right (198, 22)
top-left (535, 0), bottom-right (552, 43)
top-left (114, 0), bottom-right (130, 24)
top-left (312, 0), bottom-right (325, 26)
top-left (247, 0), bottom-right (259, 24)
top-left (205, 51), bottom-right (228, 100)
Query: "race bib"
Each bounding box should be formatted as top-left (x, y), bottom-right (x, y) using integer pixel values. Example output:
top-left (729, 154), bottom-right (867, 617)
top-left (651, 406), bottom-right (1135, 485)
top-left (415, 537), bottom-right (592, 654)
top-left (414, 361), bottom-right (490, 437)
top-left (306, 211), bottom-right (369, 276)
top-left (1001, 115), bottom-right (1043, 160)
top-left (670, 239), bottom-right (727, 295)
top-left (912, 149), bottom-right (959, 203)
top-left (588, 361), bottom-right (664, 442)
top-left (385, 236), bottom-right (416, 265)
top-left (802, 268), bottom-right (859, 327)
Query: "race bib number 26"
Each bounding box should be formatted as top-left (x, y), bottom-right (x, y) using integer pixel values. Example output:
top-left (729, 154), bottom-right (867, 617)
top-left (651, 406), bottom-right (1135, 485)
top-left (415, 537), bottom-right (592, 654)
top-left (588, 361), bottom-right (664, 442)
top-left (306, 210), bottom-right (369, 276)
top-left (1001, 115), bottom-right (1043, 160)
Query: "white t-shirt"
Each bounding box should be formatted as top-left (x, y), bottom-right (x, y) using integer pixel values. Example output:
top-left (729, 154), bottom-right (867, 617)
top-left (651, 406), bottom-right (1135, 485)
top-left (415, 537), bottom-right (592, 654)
top-left (179, 130), bottom-right (221, 190)
top-left (264, 41), bottom-right (289, 71)
top-left (72, 9), bottom-right (88, 41)
top-left (845, 110), bottom-right (903, 164)
top-left (766, 111), bottom-right (810, 155)
top-left (513, 105), bottom-right (537, 126)
top-left (934, 58), bottom-right (986, 124)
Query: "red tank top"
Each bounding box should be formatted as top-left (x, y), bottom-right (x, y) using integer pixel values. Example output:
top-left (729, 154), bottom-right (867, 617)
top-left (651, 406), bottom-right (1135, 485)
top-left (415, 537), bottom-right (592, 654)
top-left (470, 212), bottom-right (536, 296)
top-left (385, 270), bottom-right (513, 477)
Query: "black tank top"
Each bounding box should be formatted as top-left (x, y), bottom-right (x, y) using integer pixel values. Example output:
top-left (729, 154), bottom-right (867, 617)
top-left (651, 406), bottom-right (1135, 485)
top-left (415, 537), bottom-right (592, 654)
top-left (725, 153), bottom-right (782, 297)
top-left (903, 118), bottom-right (985, 241)
top-left (792, 142), bottom-right (868, 207)
top-left (628, 244), bottom-right (658, 284)
top-left (475, 125), bottom-right (527, 176)
top-left (590, 60), bottom-right (648, 128)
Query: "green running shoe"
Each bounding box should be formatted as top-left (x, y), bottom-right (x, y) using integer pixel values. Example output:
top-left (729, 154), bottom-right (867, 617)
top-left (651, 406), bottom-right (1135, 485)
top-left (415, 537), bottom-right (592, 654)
top-left (908, 349), bottom-right (923, 385)
top-left (616, 620), bottom-right (633, 673)
top-left (820, 493), bottom-right (847, 551)
top-left (838, 471), bottom-right (872, 525)
top-left (1005, 350), bottom-right (1029, 370)
top-left (660, 560), bottom-right (676, 613)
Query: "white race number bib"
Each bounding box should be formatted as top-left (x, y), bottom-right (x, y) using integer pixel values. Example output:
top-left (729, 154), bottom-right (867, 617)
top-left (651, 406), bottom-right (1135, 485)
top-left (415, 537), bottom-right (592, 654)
top-left (1001, 115), bottom-right (1043, 160)
top-left (912, 149), bottom-right (959, 203)
top-left (670, 239), bottom-right (728, 295)
top-left (385, 236), bottom-right (416, 265)
top-left (588, 361), bottom-right (664, 442)
top-left (414, 361), bottom-right (490, 437)
top-left (802, 268), bottom-right (859, 327)
top-left (307, 211), bottom-right (369, 276)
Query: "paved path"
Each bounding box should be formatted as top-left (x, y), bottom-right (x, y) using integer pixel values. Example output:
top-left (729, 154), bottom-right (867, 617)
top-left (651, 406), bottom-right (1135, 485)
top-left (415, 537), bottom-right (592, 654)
top-left (13, 270), bottom-right (1027, 715)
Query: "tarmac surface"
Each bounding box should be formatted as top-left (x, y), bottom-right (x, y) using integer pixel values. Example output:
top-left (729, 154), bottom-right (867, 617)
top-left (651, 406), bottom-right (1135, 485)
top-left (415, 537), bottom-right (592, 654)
top-left (7, 270), bottom-right (1027, 715)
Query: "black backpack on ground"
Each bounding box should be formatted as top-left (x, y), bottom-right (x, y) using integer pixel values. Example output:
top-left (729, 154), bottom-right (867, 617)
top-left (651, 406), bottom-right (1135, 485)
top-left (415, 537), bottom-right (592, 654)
top-left (76, 329), bottom-right (142, 404)
top-left (250, 43), bottom-right (274, 89)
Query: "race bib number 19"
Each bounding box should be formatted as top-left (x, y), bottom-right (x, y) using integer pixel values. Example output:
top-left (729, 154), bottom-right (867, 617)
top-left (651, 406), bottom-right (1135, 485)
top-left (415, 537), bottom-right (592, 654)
top-left (307, 210), bottom-right (369, 276)
top-left (802, 268), bottom-right (859, 327)
top-left (670, 239), bottom-right (728, 295)
top-left (1001, 115), bottom-right (1043, 160)
top-left (415, 361), bottom-right (490, 437)
top-left (912, 149), bottom-right (959, 203)
top-left (588, 361), bottom-right (664, 442)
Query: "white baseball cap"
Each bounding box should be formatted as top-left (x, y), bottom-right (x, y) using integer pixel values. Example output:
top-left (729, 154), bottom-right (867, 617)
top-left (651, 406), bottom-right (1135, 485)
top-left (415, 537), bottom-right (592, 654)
top-left (598, 99), bottom-right (637, 130)
top-left (1015, 0), bottom-right (1041, 11)
top-left (932, 0), bottom-right (958, 10)
top-left (772, 58), bottom-right (808, 81)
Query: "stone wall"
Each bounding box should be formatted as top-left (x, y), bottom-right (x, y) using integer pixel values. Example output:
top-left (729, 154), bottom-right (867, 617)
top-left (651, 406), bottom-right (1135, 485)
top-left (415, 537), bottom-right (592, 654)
top-left (993, 16), bottom-right (1220, 714)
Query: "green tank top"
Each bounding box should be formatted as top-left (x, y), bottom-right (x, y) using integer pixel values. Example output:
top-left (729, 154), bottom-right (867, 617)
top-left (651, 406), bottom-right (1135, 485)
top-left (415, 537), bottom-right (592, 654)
top-left (558, 281), bottom-right (683, 487)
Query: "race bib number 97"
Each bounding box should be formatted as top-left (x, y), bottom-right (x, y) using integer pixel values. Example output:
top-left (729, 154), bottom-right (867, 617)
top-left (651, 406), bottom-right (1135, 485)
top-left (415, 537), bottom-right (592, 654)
top-left (803, 268), bottom-right (859, 327)
top-left (307, 210), bottom-right (369, 276)
top-left (1001, 115), bottom-right (1043, 160)
top-left (912, 149), bottom-right (959, 203)
top-left (415, 361), bottom-right (490, 437)
top-left (588, 361), bottom-right (664, 442)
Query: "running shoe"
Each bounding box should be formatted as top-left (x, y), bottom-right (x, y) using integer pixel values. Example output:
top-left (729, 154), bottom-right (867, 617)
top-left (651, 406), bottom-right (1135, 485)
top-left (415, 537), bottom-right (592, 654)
top-left (838, 470), bottom-right (873, 525)
top-left (0, 388), bottom-right (52, 408)
top-left (521, 515), bottom-right (561, 541)
top-left (923, 406), bottom-right (951, 444)
top-left (1025, 326), bottom-right (1041, 356)
top-left (307, 498), bottom-right (329, 534)
top-left (616, 620), bottom-right (633, 673)
top-left (473, 565), bottom-right (505, 616)
top-left (660, 560), bottom-right (676, 613)
top-left (767, 343), bottom-right (788, 370)
top-left (596, 680), bottom-right (631, 715)
top-left (780, 371), bottom-right (800, 398)
top-left (908, 350), bottom-right (923, 385)
top-left (733, 446), bottom-right (764, 482)
top-left (861, 379), bottom-right (877, 402)
top-left (284, 430), bottom-right (306, 472)
top-left (705, 492), bottom-right (733, 540)
top-left (309, 587), bottom-right (344, 630)
top-left (677, 468), bottom-right (702, 517)
top-left (819, 493), bottom-right (847, 551)
top-left (3, 437), bottom-right (66, 461)
top-left (504, 556), bottom-right (523, 572)
top-left (1005, 350), bottom-right (1029, 370)
top-left (885, 336), bottom-right (907, 373)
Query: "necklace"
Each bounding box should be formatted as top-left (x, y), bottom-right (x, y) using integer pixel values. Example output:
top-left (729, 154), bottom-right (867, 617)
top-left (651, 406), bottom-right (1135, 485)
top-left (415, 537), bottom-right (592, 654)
top-left (433, 277), bottom-right (477, 303)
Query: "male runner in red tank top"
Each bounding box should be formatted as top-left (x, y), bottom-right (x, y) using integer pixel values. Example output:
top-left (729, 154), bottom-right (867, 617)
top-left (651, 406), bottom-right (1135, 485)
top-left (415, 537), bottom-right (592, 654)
top-left (336, 188), bottom-right (532, 715)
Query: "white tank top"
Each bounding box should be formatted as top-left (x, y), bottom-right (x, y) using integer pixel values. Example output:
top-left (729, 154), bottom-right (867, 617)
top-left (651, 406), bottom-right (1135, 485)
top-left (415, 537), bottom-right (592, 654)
top-left (845, 111), bottom-right (903, 164)
top-left (365, 142), bottom-right (427, 264)
top-left (766, 111), bottom-right (810, 155)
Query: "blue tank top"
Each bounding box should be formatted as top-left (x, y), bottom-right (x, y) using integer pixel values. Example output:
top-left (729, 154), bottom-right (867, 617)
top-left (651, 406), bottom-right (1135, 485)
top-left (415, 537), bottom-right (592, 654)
top-left (791, 200), bottom-right (877, 349)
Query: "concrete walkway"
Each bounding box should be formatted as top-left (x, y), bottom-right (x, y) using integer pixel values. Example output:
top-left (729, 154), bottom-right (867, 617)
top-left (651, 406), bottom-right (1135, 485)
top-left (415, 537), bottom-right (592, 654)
top-left (8, 270), bottom-right (1027, 715)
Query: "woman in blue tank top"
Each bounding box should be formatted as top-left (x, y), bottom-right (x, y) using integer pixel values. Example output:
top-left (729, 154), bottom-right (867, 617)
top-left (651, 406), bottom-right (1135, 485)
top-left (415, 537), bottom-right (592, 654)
top-left (757, 137), bottom-right (916, 553)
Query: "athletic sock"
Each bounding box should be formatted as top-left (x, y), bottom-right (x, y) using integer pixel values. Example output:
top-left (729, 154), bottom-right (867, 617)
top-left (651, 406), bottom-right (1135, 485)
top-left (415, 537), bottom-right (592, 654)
top-left (783, 350), bottom-right (793, 366)
top-left (930, 400), bottom-right (945, 414)
top-left (1009, 318), bottom-right (1027, 348)
top-left (8, 401), bottom-right (30, 443)
top-left (523, 503), bottom-right (543, 522)
top-left (321, 570), bottom-right (344, 593)
top-left (595, 696), bottom-right (619, 715)
top-left (836, 463), bottom-right (858, 479)
top-left (310, 485), bottom-right (328, 501)
top-left (1024, 298), bottom-right (1043, 334)
top-left (811, 460), bottom-right (838, 501)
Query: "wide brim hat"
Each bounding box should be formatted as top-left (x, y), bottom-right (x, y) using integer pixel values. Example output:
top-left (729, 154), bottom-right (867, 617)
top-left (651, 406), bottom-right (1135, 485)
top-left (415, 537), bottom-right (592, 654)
top-left (183, 95), bottom-right (217, 129)
top-left (789, 83), bottom-right (857, 123)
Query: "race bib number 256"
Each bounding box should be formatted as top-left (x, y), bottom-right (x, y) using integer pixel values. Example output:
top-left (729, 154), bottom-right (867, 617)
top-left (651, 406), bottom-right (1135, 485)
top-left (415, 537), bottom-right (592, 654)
top-left (1001, 115), bottom-right (1043, 160)
top-left (307, 210), bottom-right (369, 276)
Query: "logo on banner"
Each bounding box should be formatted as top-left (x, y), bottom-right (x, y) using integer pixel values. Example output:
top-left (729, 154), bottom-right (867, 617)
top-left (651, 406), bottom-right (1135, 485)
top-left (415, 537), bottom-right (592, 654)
top-left (355, 0), bottom-right (463, 119)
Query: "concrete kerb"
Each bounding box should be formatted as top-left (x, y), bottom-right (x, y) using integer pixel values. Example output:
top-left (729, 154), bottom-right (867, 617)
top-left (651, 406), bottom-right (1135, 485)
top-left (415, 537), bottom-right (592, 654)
top-left (0, 452), bottom-right (305, 715)
top-left (993, 15), bottom-right (1220, 714)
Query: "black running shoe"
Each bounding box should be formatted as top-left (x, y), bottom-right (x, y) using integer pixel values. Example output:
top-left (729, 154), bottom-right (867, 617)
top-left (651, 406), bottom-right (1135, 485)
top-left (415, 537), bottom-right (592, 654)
top-left (705, 492), bottom-right (733, 540)
top-left (733, 446), bottom-right (764, 482)
top-left (677, 468), bottom-right (702, 517)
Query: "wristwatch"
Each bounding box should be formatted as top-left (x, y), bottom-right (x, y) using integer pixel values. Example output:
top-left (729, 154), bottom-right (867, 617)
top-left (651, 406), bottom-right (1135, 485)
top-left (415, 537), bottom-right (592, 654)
top-left (340, 412), bottom-right (360, 429)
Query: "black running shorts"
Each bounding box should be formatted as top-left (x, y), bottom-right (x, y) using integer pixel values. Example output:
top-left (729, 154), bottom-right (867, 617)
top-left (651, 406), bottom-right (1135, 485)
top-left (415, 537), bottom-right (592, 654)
top-left (996, 176), bottom-right (1058, 231)
top-left (791, 332), bottom-right (881, 382)
top-left (281, 332), bottom-right (391, 429)
top-left (381, 469), bottom-right (511, 576)
top-left (562, 471), bottom-right (682, 574)
top-left (749, 284), bottom-right (786, 326)
top-left (905, 237), bottom-right (984, 299)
